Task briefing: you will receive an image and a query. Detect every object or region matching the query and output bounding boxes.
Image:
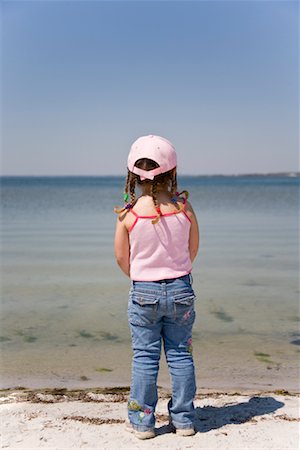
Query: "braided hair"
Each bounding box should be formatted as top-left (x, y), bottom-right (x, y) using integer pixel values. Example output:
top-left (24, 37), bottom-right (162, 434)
top-left (114, 158), bottom-right (186, 223)
top-left (113, 170), bottom-right (138, 214)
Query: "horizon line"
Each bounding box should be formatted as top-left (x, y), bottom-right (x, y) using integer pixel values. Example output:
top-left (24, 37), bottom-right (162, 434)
top-left (1, 172), bottom-right (299, 177)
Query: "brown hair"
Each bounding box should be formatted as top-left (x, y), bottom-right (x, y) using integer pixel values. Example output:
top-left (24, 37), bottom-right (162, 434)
top-left (114, 158), bottom-right (186, 224)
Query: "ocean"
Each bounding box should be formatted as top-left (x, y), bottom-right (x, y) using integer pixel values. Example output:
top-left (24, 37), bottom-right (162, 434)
top-left (1, 175), bottom-right (299, 391)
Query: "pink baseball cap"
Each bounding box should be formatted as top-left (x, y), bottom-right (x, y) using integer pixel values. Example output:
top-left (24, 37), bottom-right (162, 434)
top-left (127, 134), bottom-right (177, 180)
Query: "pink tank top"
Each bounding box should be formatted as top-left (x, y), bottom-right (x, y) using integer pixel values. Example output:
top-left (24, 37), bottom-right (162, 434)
top-left (129, 201), bottom-right (192, 281)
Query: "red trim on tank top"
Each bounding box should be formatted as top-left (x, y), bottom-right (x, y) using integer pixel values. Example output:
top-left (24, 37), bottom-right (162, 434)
top-left (182, 209), bottom-right (192, 223)
top-left (130, 210), bottom-right (157, 219)
top-left (128, 216), bottom-right (138, 233)
top-left (129, 199), bottom-right (191, 232)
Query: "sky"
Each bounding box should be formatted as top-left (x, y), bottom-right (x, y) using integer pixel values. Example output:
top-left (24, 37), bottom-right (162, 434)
top-left (2, 0), bottom-right (299, 176)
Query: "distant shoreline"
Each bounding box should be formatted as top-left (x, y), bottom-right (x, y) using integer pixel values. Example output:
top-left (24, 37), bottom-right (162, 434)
top-left (1, 172), bottom-right (299, 178)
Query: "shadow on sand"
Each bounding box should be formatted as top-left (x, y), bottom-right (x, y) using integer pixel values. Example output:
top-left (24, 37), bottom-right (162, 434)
top-left (156, 396), bottom-right (284, 435)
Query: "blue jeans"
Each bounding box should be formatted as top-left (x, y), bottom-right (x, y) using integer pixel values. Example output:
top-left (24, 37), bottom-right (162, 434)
top-left (127, 274), bottom-right (196, 432)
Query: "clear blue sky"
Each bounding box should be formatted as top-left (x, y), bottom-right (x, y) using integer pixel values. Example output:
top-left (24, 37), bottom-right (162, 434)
top-left (2, 0), bottom-right (299, 175)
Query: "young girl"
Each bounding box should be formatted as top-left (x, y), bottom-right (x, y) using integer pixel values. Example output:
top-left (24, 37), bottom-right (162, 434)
top-left (114, 134), bottom-right (199, 440)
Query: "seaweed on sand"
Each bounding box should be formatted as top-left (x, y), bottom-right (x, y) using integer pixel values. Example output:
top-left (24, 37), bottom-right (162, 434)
top-left (254, 352), bottom-right (273, 363)
top-left (15, 330), bottom-right (37, 343)
top-left (95, 368), bottom-right (113, 373)
top-left (78, 330), bottom-right (95, 339)
top-left (99, 331), bottom-right (119, 341)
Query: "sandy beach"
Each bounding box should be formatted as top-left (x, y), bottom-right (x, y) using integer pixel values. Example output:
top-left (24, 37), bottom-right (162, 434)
top-left (1, 387), bottom-right (299, 449)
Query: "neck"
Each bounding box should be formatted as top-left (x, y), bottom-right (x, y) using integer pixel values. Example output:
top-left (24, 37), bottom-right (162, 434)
top-left (141, 184), bottom-right (170, 197)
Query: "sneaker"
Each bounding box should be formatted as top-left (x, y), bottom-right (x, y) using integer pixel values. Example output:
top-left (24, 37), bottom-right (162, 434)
top-left (134, 429), bottom-right (156, 440)
top-left (125, 420), bottom-right (155, 440)
top-left (125, 420), bottom-right (134, 434)
top-left (168, 417), bottom-right (195, 436)
top-left (176, 427), bottom-right (195, 436)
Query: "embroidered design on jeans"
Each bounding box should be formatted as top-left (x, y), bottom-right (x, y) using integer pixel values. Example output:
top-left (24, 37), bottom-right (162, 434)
top-left (128, 401), bottom-right (152, 420)
top-left (183, 310), bottom-right (191, 320)
top-left (128, 400), bottom-right (143, 411)
top-left (187, 338), bottom-right (193, 354)
top-left (128, 401), bottom-right (152, 422)
top-left (138, 408), bottom-right (151, 422)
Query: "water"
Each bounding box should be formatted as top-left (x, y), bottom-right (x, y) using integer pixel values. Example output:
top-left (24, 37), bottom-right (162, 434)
top-left (1, 175), bottom-right (299, 391)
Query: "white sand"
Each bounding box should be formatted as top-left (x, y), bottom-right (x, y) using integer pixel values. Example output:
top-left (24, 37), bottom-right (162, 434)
top-left (1, 389), bottom-right (299, 449)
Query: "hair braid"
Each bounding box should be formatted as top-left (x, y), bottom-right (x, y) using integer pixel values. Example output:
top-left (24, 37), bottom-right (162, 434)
top-left (114, 161), bottom-right (187, 220)
top-left (171, 170), bottom-right (177, 196)
top-left (129, 175), bottom-right (136, 205)
top-left (151, 179), bottom-right (161, 224)
top-left (169, 169), bottom-right (184, 211)
top-left (114, 170), bottom-right (135, 214)
top-left (124, 170), bottom-right (130, 197)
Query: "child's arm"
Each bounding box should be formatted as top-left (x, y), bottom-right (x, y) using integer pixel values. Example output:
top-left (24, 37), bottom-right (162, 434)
top-left (114, 213), bottom-right (130, 277)
top-left (186, 201), bottom-right (200, 262)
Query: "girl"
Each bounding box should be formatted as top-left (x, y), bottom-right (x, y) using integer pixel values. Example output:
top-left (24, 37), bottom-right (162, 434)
top-left (114, 134), bottom-right (199, 440)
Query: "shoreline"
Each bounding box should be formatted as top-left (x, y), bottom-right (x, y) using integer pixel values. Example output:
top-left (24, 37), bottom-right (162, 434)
top-left (1, 385), bottom-right (300, 401)
top-left (1, 367), bottom-right (298, 394)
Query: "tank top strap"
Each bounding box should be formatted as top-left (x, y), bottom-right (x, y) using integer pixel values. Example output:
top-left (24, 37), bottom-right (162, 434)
top-left (128, 209), bottom-right (139, 233)
top-left (181, 197), bottom-right (192, 223)
top-left (130, 209), bottom-right (157, 219)
top-left (130, 209), bottom-right (139, 218)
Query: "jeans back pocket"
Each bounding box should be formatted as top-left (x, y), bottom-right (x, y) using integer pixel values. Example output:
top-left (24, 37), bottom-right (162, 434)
top-left (172, 291), bottom-right (196, 325)
top-left (128, 291), bottom-right (159, 326)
